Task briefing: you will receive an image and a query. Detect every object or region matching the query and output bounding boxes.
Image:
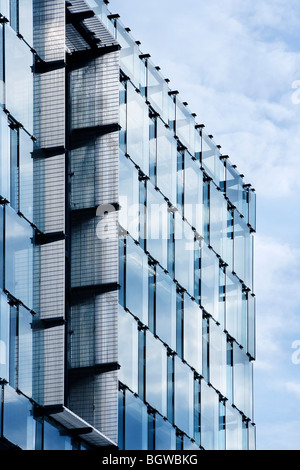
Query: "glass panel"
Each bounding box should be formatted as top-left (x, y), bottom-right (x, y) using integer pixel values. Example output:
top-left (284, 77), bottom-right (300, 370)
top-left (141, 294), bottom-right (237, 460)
top-left (9, 304), bottom-right (17, 388)
top-left (248, 189), bottom-right (256, 231)
top-left (18, 306), bottom-right (33, 397)
top-left (118, 306), bottom-right (138, 393)
top-left (176, 150), bottom-right (184, 214)
top-left (5, 205), bottom-right (33, 309)
top-left (9, 0), bottom-right (18, 32)
top-left (201, 132), bottom-right (224, 187)
top-left (210, 182), bottom-right (228, 260)
top-left (0, 0), bottom-right (9, 18)
top-left (175, 99), bottom-right (195, 154)
top-left (3, 385), bottom-right (35, 449)
top-left (18, 0), bottom-right (33, 45)
top-left (0, 206), bottom-right (3, 289)
top-left (0, 25), bottom-right (3, 105)
top-left (209, 319), bottom-right (227, 397)
top-left (248, 423), bottom-right (256, 450)
top-left (145, 332), bottom-right (167, 417)
top-left (125, 236), bottom-right (148, 325)
top-left (19, 129), bottom-right (33, 221)
top-left (174, 356), bottom-right (193, 437)
top-left (174, 213), bottom-right (194, 294)
top-left (247, 294), bottom-right (256, 359)
top-left (0, 292), bottom-right (9, 381)
top-left (155, 266), bottom-right (176, 350)
top-left (225, 402), bottom-right (243, 450)
top-left (155, 413), bottom-right (176, 450)
top-left (167, 354), bottom-right (174, 424)
top-left (0, 112), bottom-right (10, 200)
top-left (183, 436), bottom-right (200, 450)
top-left (202, 317), bottom-right (209, 383)
top-left (184, 153), bottom-right (203, 237)
top-left (124, 390), bottom-right (148, 450)
top-left (119, 81), bottom-right (126, 153)
top-left (200, 379), bottom-right (219, 450)
top-left (10, 126), bottom-right (18, 210)
top-left (226, 340), bottom-right (233, 403)
top-left (147, 61), bottom-right (169, 124)
top-left (127, 81), bottom-right (149, 175)
top-left (156, 117), bottom-right (177, 204)
top-left (119, 152), bottom-right (140, 240)
top-left (43, 420), bottom-right (72, 450)
top-left (117, 22), bottom-right (145, 92)
top-left (183, 294), bottom-right (202, 374)
top-left (200, 243), bottom-right (219, 320)
top-left (233, 212), bottom-right (253, 290)
top-left (147, 182), bottom-right (168, 269)
top-left (5, 26), bottom-right (33, 134)
top-left (226, 162), bottom-right (247, 218)
top-left (233, 343), bottom-right (253, 420)
top-left (225, 271), bottom-right (244, 345)
top-left (219, 400), bottom-right (226, 450)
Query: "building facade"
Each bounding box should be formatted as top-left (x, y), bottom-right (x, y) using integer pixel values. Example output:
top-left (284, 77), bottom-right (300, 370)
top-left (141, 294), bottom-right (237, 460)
top-left (0, 0), bottom-right (256, 450)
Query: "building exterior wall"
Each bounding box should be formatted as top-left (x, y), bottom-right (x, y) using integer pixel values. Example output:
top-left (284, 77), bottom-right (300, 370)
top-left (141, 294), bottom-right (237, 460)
top-left (0, 0), bottom-right (256, 451)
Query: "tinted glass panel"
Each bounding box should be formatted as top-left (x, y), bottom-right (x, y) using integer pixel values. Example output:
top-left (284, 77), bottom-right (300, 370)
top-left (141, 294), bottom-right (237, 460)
top-left (200, 379), bottom-right (219, 450)
top-left (146, 332), bottom-right (167, 417)
top-left (156, 117), bottom-right (177, 204)
top-left (155, 266), bottom-right (176, 350)
top-left (174, 356), bottom-right (193, 437)
top-left (0, 292), bottom-right (9, 381)
top-left (5, 205), bottom-right (33, 309)
top-left (174, 213), bottom-right (194, 294)
top-left (147, 183), bottom-right (168, 269)
top-left (118, 306), bottom-right (138, 393)
top-left (0, 113), bottom-right (10, 201)
top-left (19, 129), bottom-right (33, 221)
top-left (183, 294), bottom-right (202, 374)
top-left (124, 390), bottom-right (148, 450)
top-left (5, 26), bottom-right (33, 134)
top-left (119, 152), bottom-right (140, 240)
top-left (184, 153), bottom-right (203, 237)
top-left (155, 413), bottom-right (176, 450)
top-left (43, 420), bottom-right (72, 450)
top-left (127, 81), bottom-right (149, 175)
top-left (18, 306), bottom-right (33, 397)
top-left (209, 319), bottom-right (227, 397)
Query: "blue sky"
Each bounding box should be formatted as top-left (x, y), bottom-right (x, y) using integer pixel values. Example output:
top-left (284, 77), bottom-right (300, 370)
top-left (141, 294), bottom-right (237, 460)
top-left (110, 0), bottom-right (300, 450)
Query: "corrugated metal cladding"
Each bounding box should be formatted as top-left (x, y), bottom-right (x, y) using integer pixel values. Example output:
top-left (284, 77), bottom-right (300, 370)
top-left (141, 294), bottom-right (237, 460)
top-left (67, 0), bottom-right (120, 444)
top-left (32, 0), bottom-right (66, 406)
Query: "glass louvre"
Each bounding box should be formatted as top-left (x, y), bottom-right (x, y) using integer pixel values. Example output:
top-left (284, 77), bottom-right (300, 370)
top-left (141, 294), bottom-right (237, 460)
top-left (174, 356), bottom-right (194, 438)
top-left (125, 390), bottom-right (148, 450)
top-left (119, 81), bottom-right (126, 153)
top-left (10, 126), bottom-right (18, 211)
top-left (226, 162), bottom-right (247, 219)
top-left (0, 206), bottom-right (2, 289)
top-left (0, 112), bottom-right (10, 201)
top-left (248, 423), bottom-right (256, 450)
top-left (174, 213), bottom-right (194, 294)
top-left (118, 306), bottom-right (138, 393)
top-left (184, 153), bottom-right (203, 237)
top-left (155, 414), bottom-right (176, 450)
top-left (5, 205), bottom-right (33, 310)
top-left (200, 243), bottom-right (219, 320)
top-left (176, 150), bottom-right (184, 215)
top-left (156, 117), bottom-right (177, 205)
top-left (119, 152), bottom-right (140, 240)
top-left (146, 61), bottom-right (169, 124)
top-left (19, 129), bottom-right (33, 222)
top-left (155, 265), bottom-right (176, 350)
top-left (3, 385), bottom-right (35, 450)
top-left (146, 182), bottom-right (168, 269)
top-left (183, 293), bottom-right (202, 374)
top-left (18, 306), bottom-right (33, 398)
top-left (127, 81), bottom-right (149, 175)
top-left (0, 292), bottom-right (9, 382)
top-left (145, 332), bottom-right (167, 417)
top-left (201, 132), bottom-right (224, 187)
top-left (209, 182), bottom-right (228, 260)
top-left (117, 22), bottom-right (145, 92)
top-left (175, 99), bottom-right (195, 154)
top-left (5, 25), bottom-right (33, 134)
top-left (225, 402), bottom-right (243, 450)
top-left (125, 236), bottom-right (149, 325)
top-left (247, 294), bottom-right (256, 359)
top-left (209, 319), bottom-right (227, 397)
top-left (18, 0), bottom-right (33, 46)
top-left (219, 400), bottom-right (226, 450)
top-left (200, 379), bottom-right (219, 450)
top-left (233, 212), bottom-right (253, 290)
top-left (233, 343), bottom-right (253, 421)
top-left (248, 189), bottom-right (256, 231)
top-left (225, 270), bottom-right (245, 346)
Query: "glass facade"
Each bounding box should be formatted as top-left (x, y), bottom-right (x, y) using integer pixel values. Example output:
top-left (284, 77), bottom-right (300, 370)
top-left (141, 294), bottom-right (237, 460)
top-left (0, 0), bottom-right (256, 451)
top-left (115, 2), bottom-right (256, 451)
